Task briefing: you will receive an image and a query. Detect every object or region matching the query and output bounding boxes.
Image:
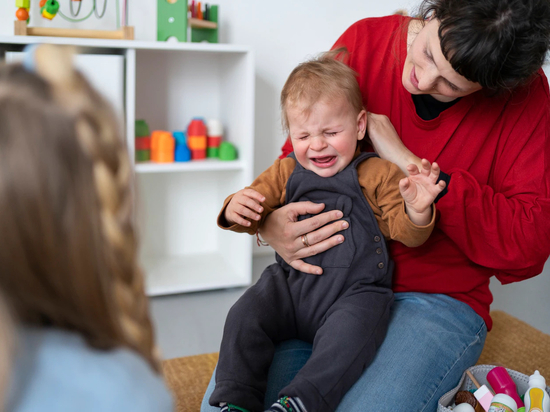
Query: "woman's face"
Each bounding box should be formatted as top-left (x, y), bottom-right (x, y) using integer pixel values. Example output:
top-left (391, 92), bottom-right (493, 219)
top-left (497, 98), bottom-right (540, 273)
top-left (402, 18), bottom-right (482, 102)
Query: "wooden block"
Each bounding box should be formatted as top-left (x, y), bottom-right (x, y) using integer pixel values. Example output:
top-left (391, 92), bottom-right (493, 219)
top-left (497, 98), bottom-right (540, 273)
top-left (14, 20), bottom-right (28, 36)
top-left (122, 26), bottom-right (134, 40)
top-left (189, 18), bottom-right (217, 29)
top-left (12, 25), bottom-right (135, 40)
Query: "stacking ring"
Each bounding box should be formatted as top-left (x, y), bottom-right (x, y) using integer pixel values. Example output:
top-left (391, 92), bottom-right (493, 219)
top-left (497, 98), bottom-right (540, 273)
top-left (301, 234), bottom-right (311, 247)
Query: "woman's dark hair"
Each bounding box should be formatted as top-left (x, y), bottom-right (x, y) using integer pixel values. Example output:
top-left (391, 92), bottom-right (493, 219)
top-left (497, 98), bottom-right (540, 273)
top-left (419, 0), bottom-right (550, 92)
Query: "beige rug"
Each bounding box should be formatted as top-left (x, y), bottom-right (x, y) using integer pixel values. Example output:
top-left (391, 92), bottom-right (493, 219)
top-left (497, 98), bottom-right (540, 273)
top-left (163, 310), bottom-right (550, 412)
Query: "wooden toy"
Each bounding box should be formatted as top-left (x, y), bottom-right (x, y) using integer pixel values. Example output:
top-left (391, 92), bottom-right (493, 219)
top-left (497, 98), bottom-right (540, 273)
top-left (157, 0), bottom-right (219, 43)
top-left (191, 4), bottom-right (218, 43)
top-left (135, 137), bottom-right (151, 161)
top-left (218, 141), bottom-right (237, 161)
top-left (16, 0), bottom-right (31, 21)
top-left (173, 131), bottom-right (191, 162)
top-left (135, 119), bottom-right (150, 138)
top-left (175, 143), bottom-right (192, 162)
top-left (14, 0), bottom-right (134, 40)
top-left (134, 120), bottom-right (151, 162)
top-left (172, 131), bottom-right (186, 144)
top-left (157, 0), bottom-right (188, 42)
top-left (206, 118), bottom-right (222, 158)
top-left (41, 0), bottom-right (59, 20)
top-left (151, 130), bottom-right (175, 163)
top-left (187, 118), bottom-right (207, 160)
top-left (15, 7), bottom-right (29, 20)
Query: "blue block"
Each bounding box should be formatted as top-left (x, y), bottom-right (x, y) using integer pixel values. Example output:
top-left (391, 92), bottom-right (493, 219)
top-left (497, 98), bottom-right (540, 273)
top-left (175, 143), bottom-right (191, 162)
top-left (173, 130), bottom-right (186, 144)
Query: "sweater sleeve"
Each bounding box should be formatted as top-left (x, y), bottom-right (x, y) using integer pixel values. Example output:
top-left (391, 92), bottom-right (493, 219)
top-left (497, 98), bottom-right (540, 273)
top-left (217, 158), bottom-right (295, 235)
top-left (436, 81), bottom-right (550, 284)
top-left (358, 158), bottom-right (435, 247)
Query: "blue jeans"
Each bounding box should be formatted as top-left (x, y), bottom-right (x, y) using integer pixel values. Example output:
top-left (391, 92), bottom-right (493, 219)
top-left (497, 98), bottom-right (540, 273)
top-left (201, 293), bottom-right (487, 412)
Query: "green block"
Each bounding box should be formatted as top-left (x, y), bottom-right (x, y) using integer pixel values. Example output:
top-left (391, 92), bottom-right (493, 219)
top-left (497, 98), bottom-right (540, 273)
top-left (42, 0), bottom-right (59, 15)
top-left (135, 119), bottom-right (149, 137)
top-left (16, 0), bottom-right (30, 8)
top-left (191, 5), bottom-right (218, 43)
top-left (158, 0), bottom-right (188, 42)
top-left (218, 141), bottom-right (237, 161)
top-left (135, 150), bottom-right (150, 162)
top-left (207, 147), bottom-right (219, 158)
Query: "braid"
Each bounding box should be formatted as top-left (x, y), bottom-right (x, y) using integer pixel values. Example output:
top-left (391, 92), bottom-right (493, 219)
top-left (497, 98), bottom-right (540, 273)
top-left (0, 293), bottom-right (13, 409)
top-left (34, 45), bottom-right (161, 371)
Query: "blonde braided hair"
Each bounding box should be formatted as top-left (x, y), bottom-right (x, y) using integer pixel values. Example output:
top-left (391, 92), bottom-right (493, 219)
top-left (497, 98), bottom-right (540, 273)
top-left (0, 45), bottom-right (160, 372)
top-left (0, 293), bottom-right (14, 411)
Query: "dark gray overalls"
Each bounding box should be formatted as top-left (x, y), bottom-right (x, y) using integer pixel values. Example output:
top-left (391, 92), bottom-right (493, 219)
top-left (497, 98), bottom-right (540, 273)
top-left (210, 152), bottom-right (395, 412)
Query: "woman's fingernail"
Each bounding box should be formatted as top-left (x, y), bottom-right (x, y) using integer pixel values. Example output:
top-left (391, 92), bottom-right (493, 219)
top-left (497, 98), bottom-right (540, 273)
top-left (336, 211), bottom-right (344, 218)
top-left (316, 269), bottom-right (322, 275)
top-left (337, 236), bottom-right (344, 243)
top-left (258, 207), bottom-right (263, 212)
top-left (342, 222), bottom-right (349, 229)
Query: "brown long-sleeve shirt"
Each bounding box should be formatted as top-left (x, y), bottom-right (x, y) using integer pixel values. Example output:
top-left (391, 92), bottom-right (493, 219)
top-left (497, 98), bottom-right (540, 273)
top-left (218, 155), bottom-right (435, 247)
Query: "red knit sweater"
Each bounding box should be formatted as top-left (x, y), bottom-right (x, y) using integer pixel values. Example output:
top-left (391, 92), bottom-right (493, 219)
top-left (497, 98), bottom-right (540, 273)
top-left (280, 15), bottom-right (550, 329)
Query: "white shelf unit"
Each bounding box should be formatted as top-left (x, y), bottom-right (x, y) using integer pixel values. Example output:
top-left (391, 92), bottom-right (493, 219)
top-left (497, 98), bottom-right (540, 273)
top-left (0, 36), bottom-right (255, 296)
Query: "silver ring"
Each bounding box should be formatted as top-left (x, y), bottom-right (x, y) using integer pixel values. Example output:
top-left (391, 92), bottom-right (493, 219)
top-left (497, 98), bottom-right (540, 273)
top-left (301, 234), bottom-right (310, 247)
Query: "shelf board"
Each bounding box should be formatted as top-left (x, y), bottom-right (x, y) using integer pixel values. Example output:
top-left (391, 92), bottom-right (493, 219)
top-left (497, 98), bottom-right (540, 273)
top-left (0, 34), bottom-right (250, 53)
top-left (142, 253), bottom-right (251, 296)
top-left (135, 159), bottom-right (244, 173)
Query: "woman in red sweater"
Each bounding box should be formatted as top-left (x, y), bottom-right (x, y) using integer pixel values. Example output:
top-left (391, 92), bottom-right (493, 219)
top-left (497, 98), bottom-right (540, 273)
top-left (202, 0), bottom-right (550, 410)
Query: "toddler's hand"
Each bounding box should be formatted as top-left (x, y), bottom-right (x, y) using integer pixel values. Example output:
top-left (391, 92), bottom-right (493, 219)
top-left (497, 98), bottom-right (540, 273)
top-left (400, 159), bottom-right (446, 215)
top-left (225, 188), bottom-right (266, 227)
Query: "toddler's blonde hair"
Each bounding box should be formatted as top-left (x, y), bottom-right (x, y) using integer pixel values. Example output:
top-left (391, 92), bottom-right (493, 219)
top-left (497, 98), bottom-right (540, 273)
top-left (280, 48), bottom-right (364, 133)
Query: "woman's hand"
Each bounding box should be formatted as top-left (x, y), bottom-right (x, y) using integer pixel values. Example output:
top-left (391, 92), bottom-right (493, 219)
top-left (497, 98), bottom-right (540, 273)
top-left (367, 112), bottom-right (421, 175)
top-left (259, 202), bottom-right (349, 275)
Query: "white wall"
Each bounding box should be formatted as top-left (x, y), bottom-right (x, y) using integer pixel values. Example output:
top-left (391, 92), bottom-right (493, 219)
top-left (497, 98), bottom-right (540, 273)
top-left (2, 1), bottom-right (549, 336)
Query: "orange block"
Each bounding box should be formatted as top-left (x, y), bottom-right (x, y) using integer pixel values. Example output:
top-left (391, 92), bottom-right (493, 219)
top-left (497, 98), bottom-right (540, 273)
top-left (151, 130), bottom-right (175, 163)
top-left (188, 135), bottom-right (207, 150)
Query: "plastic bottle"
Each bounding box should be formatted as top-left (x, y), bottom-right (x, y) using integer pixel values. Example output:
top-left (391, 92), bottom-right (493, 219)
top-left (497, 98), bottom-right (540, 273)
top-left (488, 394), bottom-right (518, 412)
top-left (488, 366), bottom-right (525, 410)
top-left (524, 370), bottom-right (550, 412)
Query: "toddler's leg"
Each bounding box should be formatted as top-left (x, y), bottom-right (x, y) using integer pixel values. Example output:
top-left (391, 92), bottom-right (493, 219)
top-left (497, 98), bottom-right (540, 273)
top-left (246, 293), bottom-right (487, 412)
top-left (280, 284), bottom-right (394, 412)
top-left (209, 263), bottom-right (297, 412)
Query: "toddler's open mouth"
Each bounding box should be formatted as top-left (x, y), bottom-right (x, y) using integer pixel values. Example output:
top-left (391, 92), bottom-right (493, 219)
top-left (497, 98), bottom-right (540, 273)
top-left (311, 156), bottom-right (337, 168)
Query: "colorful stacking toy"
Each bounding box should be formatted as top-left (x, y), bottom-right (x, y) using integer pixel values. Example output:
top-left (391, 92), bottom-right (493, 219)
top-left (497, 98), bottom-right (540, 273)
top-left (187, 118), bottom-right (207, 160)
top-left (135, 119), bottom-right (151, 162)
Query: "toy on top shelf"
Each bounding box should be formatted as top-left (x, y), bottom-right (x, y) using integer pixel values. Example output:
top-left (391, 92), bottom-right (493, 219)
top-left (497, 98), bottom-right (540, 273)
top-left (190, 3), bottom-right (218, 43)
top-left (14, 0), bottom-right (134, 40)
top-left (157, 0), bottom-right (219, 43)
top-left (41, 0), bottom-right (59, 20)
top-left (157, 0), bottom-right (188, 42)
top-left (15, 0), bottom-right (30, 21)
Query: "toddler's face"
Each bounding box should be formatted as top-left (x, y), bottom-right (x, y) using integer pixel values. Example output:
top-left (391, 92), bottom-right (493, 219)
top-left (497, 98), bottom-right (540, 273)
top-left (288, 96), bottom-right (366, 177)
